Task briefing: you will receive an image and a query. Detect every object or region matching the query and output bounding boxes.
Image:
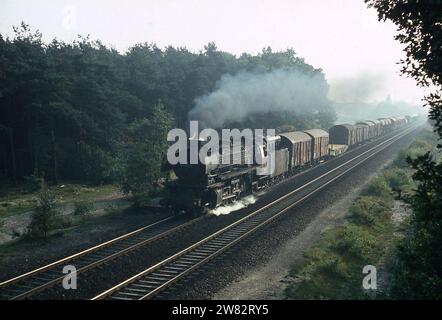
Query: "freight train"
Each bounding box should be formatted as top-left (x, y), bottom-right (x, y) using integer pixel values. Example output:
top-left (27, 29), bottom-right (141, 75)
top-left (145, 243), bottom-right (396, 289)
top-left (165, 115), bottom-right (416, 216)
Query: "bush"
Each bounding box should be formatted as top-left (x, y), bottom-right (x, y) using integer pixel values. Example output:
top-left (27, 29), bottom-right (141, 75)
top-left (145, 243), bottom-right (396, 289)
top-left (28, 185), bottom-right (57, 238)
top-left (331, 225), bottom-right (378, 260)
top-left (383, 168), bottom-right (412, 191)
top-left (393, 147), bottom-right (429, 168)
top-left (57, 215), bottom-right (75, 229)
top-left (349, 196), bottom-right (390, 227)
top-left (363, 176), bottom-right (391, 198)
top-left (73, 200), bottom-right (94, 222)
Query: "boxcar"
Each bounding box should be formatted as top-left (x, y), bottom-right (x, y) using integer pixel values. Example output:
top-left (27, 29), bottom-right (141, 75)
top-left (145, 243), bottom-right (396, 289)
top-left (355, 123), bottom-right (369, 142)
top-left (368, 119), bottom-right (382, 137)
top-left (329, 124), bottom-right (357, 146)
top-left (378, 118), bottom-right (392, 132)
top-left (303, 129), bottom-right (329, 162)
top-left (271, 148), bottom-right (289, 178)
top-left (356, 122), bottom-right (373, 140)
top-left (389, 117), bottom-right (398, 130)
top-left (279, 131), bottom-right (312, 170)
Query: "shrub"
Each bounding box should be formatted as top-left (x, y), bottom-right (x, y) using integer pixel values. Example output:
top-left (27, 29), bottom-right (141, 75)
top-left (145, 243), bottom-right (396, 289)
top-left (331, 225), bottom-right (378, 260)
top-left (57, 215), bottom-right (75, 228)
top-left (393, 147), bottom-right (429, 168)
top-left (364, 176), bottom-right (391, 198)
top-left (383, 168), bottom-right (411, 191)
top-left (73, 200), bottom-right (94, 222)
top-left (316, 255), bottom-right (348, 278)
top-left (349, 196), bottom-right (390, 227)
top-left (28, 185), bottom-right (57, 238)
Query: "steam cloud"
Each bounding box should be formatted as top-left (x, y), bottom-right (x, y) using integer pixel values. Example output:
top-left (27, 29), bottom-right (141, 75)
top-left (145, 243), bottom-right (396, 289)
top-left (328, 72), bottom-right (388, 103)
top-left (328, 72), bottom-right (424, 122)
top-left (188, 69), bottom-right (329, 128)
top-left (210, 195), bottom-right (257, 216)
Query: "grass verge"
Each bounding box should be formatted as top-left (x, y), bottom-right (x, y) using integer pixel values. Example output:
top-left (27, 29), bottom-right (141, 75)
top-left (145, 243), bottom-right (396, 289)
top-left (284, 127), bottom-right (436, 299)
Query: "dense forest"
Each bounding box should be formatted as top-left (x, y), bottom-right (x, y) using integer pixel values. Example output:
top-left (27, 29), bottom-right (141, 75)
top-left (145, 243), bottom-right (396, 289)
top-left (0, 23), bottom-right (336, 189)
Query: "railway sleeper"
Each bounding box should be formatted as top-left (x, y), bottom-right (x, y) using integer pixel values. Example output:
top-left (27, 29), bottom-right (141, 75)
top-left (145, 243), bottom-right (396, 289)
top-left (114, 291), bottom-right (144, 298)
top-left (126, 287), bottom-right (150, 294)
top-left (132, 283), bottom-right (157, 289)
top-left (147, 275), bottom-right (171, 281)
top-left (139, 279), bottom-right (162, 285)
top-left (193, 248), bottom-right (215, 254)
top-left (179, 255), bottom-right (201, 261)
top-left (151, 270), bottom-right (177, 278)
top-left (111, 296), bottom-right (132, 300)
top-left (184, 252), bottom-right (207, 259)
top-left (163, 265), bottom-right (187, 272)
top-left (158, 268), bottom-right (181, 275)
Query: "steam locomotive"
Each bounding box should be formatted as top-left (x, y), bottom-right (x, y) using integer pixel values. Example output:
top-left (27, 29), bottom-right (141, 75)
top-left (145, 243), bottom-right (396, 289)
top-left (165, 115), bottom-right (415, 216)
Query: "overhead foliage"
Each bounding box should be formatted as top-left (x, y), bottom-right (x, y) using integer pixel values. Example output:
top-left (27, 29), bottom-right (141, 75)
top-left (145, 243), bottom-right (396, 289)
top-left (0, 23), bottom-right (335, 188)
top-left (366, 0), bottom-right (442, 298)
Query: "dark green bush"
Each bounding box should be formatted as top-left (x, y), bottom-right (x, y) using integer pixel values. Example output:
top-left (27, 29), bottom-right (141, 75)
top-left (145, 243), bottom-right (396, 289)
top-left (349, 196), bottom-right (390, 227)
top-left (73, 200), bottom-right (94, 222)
top-left (331, 225), bottom-right (378, 260)
top-left (383, 168), bottom-right (412, 191)
top-left (28, 185), bottom-right (57, 238)
top-left (363, 176), bottom-right (391, 198)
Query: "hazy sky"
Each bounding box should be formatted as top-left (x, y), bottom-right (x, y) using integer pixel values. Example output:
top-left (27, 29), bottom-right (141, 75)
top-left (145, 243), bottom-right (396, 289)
top-left (0, 0), bottom-right (427, 105)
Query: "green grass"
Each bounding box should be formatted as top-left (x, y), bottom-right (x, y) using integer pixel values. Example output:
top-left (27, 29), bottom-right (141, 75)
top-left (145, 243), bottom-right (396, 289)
top-left (0, 201), bottom-right (132, 258)
top-left (0, 183), bottom-right (120, 218)
top-left (284, 130), bottom-right (438, 300)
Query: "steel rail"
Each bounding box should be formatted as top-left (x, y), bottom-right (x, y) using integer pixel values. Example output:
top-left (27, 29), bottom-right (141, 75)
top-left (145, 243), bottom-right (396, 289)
top-left (92, 125), bottom-right (417, 300)
top-left (0, 214), bottom-right (203, 300)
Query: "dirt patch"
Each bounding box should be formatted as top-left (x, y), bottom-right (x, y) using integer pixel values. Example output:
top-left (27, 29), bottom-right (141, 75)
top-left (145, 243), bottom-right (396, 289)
top-left (0, 206), bottom-right (169, 282)
top-left (0, 196), bottom-right (131, 246)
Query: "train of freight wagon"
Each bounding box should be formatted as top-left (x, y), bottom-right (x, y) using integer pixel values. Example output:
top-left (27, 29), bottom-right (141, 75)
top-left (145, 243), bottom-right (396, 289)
top-left (164, 115), bottom-right (418, 216)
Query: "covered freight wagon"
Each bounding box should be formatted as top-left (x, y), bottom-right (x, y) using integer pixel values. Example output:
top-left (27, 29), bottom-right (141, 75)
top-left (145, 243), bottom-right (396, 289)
top-left (355, 123), bottom-right (369, 143)
top-left (329, 124), bottom-right (357, 146)
top-left (356, 121), bottom-right (375, 140)
top-left (279, 131), bottom-right (312, 170)
top-left (303, 129), bottom-right (329, 162)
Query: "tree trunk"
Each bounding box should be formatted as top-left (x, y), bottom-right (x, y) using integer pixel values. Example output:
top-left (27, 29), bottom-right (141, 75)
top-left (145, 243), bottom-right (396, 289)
top-left (51, 126), bottom-right (58, 184)
top-left (8, 128), bottom-right (17, 184)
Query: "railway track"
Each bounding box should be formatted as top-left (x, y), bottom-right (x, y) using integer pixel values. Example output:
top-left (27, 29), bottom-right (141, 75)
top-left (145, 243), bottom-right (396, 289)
top-left (92, 125), bottom-right (418, 300)
top-left (0, 214), bottom-right (203, 300)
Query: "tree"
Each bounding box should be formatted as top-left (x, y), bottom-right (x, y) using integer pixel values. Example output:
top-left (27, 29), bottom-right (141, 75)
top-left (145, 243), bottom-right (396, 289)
top-left (28, 183), bottom-right (57, 238)
top-left (119, 101), bottom-right (173, 205)
top-left (0, 23), bottom-right (336, 186)
top-left (366, 0), bottom-right (442, 298)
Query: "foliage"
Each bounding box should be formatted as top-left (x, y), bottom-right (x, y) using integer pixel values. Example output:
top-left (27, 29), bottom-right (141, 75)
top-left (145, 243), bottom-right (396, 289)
top-left (0, 23), bottom-right (336, 188)
top-left (383, 168), bottom-right (411, 192)
top-left (28, 184), bottom-right (57, 238)
top-left (366, 0), bottom-right (442, 299)
top-left (363, 176), bottom-right (391, 198)
top-left (349, 196), bottom-right (391, 228)
top-left (23, 171), bottom-right (44, 193)
top-left (73, 200), bottom-right (94, 222)
top-left (330, 224), bottom-right (379, 260)
top-left (118, 101), bottom-right (173, 204)
top-left (286, 171), bottom-right (400, 299)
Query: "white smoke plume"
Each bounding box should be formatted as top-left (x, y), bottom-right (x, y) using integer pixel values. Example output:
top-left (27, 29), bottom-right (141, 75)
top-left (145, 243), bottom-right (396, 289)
top-left (210, 195), bottom-right (257, 216)
top-left (328, 72), bottom-right (389, 104)
top-left (328, 72), bottom-right (425, 122)
top-left (188, 69), bottom-right (330, 128)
